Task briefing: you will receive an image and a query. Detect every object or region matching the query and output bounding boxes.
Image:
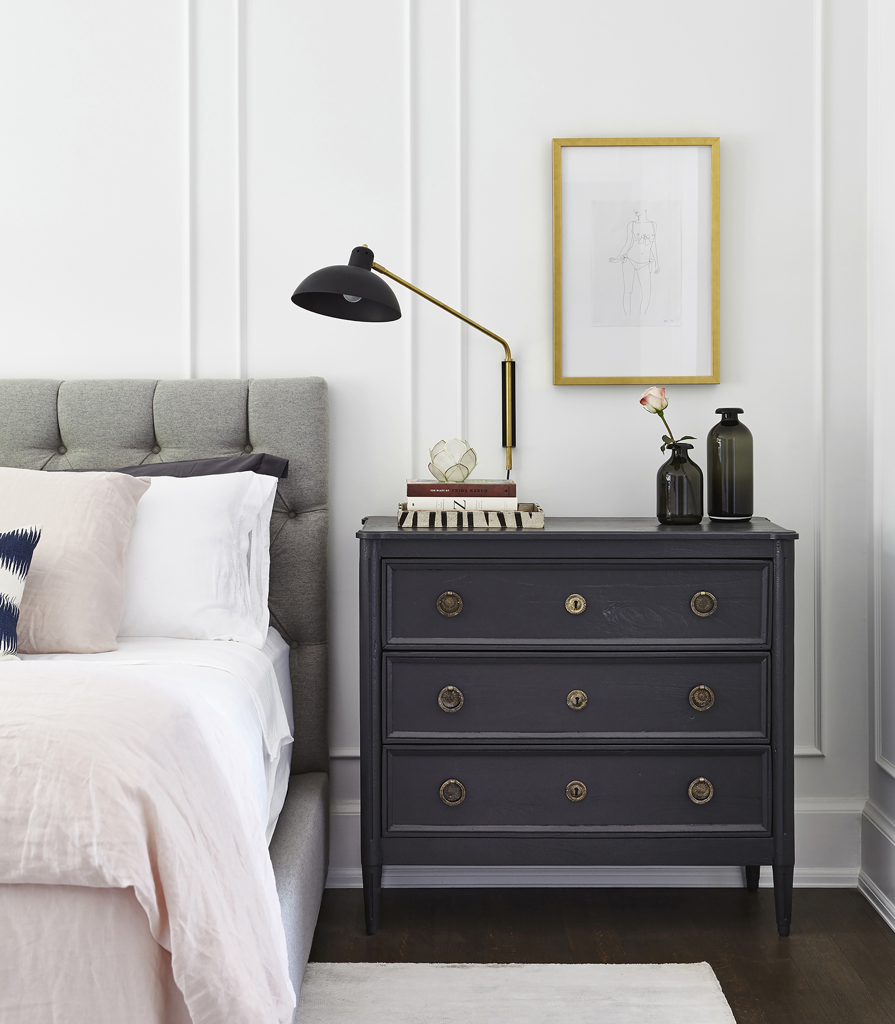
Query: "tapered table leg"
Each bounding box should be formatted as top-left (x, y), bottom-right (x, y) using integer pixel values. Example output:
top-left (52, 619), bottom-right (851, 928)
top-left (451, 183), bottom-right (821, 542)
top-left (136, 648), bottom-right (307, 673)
top-left (363, 864), bottom-right (382, 935)
top-left (744, 865), bottom-right (760, 891)
top-left (773, 864), bottom-right (794, 936)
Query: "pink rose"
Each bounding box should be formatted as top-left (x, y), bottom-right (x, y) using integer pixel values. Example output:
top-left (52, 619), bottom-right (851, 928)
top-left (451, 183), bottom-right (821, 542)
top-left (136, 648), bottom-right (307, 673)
top-left (640, 386), bottom-right (667, 413)
top-left (639, 386), bottom-right (695, 452)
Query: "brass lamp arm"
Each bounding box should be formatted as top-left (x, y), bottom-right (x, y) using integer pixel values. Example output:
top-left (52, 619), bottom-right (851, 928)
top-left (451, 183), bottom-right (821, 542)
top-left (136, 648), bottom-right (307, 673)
top-left (371, 262), bottom-right (512, 362)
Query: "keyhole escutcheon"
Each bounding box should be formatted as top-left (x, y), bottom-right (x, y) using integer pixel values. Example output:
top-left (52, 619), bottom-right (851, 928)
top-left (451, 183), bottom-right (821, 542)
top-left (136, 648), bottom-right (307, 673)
top-left (565, 594), bottom-right (587, 615)
top-left (567, 689), bottom-right (588, 710)
top-left (566, 780), bottom-right (587, 802)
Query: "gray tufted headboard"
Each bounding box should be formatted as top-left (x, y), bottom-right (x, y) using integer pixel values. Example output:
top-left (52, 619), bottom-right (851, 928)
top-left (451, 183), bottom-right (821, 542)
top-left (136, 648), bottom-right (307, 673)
top-left (0, 378), bottom-right (329, 774)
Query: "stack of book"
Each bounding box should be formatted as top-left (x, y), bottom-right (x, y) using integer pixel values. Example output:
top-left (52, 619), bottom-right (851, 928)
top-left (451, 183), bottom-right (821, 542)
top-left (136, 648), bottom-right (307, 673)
top-left (404, 478), bottom-right (517, 512)
top-left (398, 479), bottom-right (544, 529)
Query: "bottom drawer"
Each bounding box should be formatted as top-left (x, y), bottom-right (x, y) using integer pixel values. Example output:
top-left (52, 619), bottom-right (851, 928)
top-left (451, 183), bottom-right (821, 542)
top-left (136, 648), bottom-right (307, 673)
top-left (385, 747), bottom-right (770, 836)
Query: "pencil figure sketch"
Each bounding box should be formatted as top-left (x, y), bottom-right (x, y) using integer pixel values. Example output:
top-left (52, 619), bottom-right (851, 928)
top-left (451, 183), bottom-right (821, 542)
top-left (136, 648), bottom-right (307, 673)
top-left (609, 209), bottom-right (659, 316)
top-left (591, 199), bottom-right (682, 328)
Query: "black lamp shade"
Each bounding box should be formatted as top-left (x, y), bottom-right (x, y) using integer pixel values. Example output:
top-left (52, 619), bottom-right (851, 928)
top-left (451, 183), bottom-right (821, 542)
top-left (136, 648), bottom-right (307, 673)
top-left (291, 246), bottom-right (402, 323)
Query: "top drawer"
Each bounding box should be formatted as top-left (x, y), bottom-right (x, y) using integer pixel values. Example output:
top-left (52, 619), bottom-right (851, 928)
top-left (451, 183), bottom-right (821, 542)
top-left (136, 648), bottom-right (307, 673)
top-left (385, 559), bottom-right (770, 647)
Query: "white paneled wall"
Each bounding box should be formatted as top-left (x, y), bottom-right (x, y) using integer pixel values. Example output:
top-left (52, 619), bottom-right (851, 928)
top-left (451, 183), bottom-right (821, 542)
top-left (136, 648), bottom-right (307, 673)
top-left (0, 0), bottom-right (188, 377)
top-left (0, 0), bottom-right (872, 889)
top-left (863, 0), bottom-right (895, 930)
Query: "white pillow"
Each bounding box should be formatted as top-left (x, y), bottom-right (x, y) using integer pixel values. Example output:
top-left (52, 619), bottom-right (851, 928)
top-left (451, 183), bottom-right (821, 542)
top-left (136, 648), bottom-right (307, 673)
top-left (0, 468), bottom-right (150, 654)
top-left (118, 472), bottom-right (278, 647)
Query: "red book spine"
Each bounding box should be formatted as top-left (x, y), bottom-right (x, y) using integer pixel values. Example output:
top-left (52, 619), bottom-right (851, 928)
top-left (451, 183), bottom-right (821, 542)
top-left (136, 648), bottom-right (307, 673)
top-left (406, 482), bottom-right (516, 497)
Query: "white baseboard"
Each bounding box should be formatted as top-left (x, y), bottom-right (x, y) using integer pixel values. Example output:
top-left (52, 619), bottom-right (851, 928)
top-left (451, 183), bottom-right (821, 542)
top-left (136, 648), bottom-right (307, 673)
top-left (326, 864), bottom-right (858, 889)
top-left (858, 871), bottom-right (895, 932)
top-left (326, 798), bottom-right (862, 889)
top-left (860, 800), bottom-right (895, 933)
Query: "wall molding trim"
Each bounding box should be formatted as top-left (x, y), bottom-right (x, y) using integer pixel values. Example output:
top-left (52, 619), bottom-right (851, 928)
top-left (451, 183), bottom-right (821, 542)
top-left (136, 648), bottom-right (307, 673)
top-left (184, 0), bottom-right (246, 380)
top-left (326, 798), bottom-right (862, 889)
top-left (863, 798), bottom-right (895, 845)
top-left (183, 0), bottom-right (195, 377)
top-left (330, 796), bottom-right (865, 816)
top-left (456, 0), bottom-right (468, 442)
top-left (404, 0), bottom-right (467, 477)
top-left (795, 796), bottom-right (866, 813)
top-left (236, 0), bottom-right (247, 378)
top-left (401, 0), bottom-right (416, 475)
top-left (803, 0), bottom-right (826, 759)
top-left (795, 745), bottom-right (825, 758)
top-left (868, 0), bottom-right (895, 781)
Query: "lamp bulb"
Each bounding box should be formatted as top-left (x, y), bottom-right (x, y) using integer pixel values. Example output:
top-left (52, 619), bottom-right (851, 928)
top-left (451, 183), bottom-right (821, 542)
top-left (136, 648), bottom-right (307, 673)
top-left (343, 294), bottom-right (362, 303)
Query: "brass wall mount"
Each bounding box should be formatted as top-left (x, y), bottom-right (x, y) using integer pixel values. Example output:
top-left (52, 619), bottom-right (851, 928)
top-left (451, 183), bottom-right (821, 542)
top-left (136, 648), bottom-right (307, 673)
top-left (565, 594), bottom-right (587, 615)
top-left (439, 779), bottom-right (466, 806)
top-left (437, 685), bottom-right (464, 713)
top-left (436, 591), bottom-right (463, 617)
top-left (690, 591), bottom-right (717, 617)
top-left (688, 777), bottom-right (714, 804)
top-left (567, 689), bottom-right (588, 710)
top-left (689, 685), bottom-right (715, 711)
top-left (566, 780), bottom-right (587, 801)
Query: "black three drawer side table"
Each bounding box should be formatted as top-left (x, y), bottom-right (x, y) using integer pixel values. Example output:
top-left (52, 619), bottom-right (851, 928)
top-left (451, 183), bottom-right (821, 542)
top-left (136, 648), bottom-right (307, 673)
top-left (358, 517), bottom-right (798, 936)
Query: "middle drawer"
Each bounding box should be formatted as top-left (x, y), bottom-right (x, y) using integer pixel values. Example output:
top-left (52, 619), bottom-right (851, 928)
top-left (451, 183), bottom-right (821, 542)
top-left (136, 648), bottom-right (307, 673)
top-left (385, 652), bottom-right (769, 742)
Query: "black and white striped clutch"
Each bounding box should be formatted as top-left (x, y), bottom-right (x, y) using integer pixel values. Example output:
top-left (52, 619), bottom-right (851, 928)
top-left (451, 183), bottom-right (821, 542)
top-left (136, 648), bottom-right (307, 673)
top-left (397, 503), bottom-right (544, 529)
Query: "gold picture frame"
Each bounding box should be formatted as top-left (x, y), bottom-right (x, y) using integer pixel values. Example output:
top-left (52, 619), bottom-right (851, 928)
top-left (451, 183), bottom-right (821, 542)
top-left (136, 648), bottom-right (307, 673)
top-left (552, 137), bottom-right (720, 385)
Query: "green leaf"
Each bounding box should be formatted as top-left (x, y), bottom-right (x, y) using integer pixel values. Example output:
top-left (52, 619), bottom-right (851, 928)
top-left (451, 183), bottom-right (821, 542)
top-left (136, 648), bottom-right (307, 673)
top-left (679, 435), bottom-right (696, 441)
top-left (661, 435), bottom-right (673, 443)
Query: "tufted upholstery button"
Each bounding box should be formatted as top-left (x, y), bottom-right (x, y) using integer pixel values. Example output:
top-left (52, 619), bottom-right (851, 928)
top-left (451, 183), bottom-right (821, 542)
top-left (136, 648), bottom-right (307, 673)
top-left (57, 445), bottom-right (67, 455)
top-left (244, 444), bottom-right (253, 453)
top-left (290, 641), bottom-right (299, 650)
top-left (287, 510), bottom-right (298, 519)
top-left (151, 445), bottom-right (161, 454)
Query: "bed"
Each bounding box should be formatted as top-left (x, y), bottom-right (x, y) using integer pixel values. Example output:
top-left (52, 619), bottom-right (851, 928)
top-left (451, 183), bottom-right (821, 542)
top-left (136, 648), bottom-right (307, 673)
top-left (0, 377), bottom-right (329, 1023)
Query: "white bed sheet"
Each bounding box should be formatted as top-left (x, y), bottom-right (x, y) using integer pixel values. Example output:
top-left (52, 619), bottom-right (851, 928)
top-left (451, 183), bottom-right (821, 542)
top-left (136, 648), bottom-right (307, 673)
top-left (21, 626), bottom-right (295, 842)
top-left (3, 627), bottom-right (297, 1022)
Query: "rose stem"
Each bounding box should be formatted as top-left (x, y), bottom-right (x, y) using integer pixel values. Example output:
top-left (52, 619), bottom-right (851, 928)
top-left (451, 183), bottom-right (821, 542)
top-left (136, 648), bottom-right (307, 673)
top-left (657, 410), bottom-right (677, 445)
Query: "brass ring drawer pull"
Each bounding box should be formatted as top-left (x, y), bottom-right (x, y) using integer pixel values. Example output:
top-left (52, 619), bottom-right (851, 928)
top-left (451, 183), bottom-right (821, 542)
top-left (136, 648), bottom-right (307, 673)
top-left (440, 779), bottom-right (466, 806)
top-left (688, 777), bottom-right (714, 804)
top-left (437, 685), bottom-right (464, 713)
top-left (690, 591), bottom-right (717, 617)
top-left (436, 591), bottom-right (463, 617)
top-left (566, 780), bottom-right (587, 802)
top-left (567, 689), bottom-right (588, 710)
top-left (689, 685), bottom-right (715, 711)
top-left (565, 594), bottom-right (586, 615)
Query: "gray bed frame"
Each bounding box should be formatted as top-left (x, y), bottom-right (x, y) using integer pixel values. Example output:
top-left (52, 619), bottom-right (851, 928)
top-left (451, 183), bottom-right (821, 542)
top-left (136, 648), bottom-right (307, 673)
top-left (0, 377), bottom-right (329, 1003)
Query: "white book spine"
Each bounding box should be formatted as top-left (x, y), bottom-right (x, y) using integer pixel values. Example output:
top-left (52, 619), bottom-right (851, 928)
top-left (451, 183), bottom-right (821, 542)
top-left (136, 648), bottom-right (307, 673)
top-left (404, 496), bottom-right (519, 512)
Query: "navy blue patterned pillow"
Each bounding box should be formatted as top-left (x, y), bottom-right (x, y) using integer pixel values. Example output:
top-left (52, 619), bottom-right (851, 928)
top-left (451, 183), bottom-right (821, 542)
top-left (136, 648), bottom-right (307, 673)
top-left (0, 526), bottom-right (42, 657)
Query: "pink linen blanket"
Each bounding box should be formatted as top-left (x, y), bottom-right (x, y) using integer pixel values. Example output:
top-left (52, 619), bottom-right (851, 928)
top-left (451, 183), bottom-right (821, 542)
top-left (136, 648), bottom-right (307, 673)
top-left (0, 660), bottom-right (295, 1024)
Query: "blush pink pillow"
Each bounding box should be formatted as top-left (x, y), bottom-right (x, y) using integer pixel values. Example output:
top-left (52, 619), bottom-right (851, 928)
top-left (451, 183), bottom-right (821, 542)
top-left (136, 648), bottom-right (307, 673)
top-left (0, 468), bottom-right (150, 653)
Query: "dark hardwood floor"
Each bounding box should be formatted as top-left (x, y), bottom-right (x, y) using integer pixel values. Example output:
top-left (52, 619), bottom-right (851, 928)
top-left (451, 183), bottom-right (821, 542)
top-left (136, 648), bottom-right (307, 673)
top-left (310, 887), bottom-right (895, 1023)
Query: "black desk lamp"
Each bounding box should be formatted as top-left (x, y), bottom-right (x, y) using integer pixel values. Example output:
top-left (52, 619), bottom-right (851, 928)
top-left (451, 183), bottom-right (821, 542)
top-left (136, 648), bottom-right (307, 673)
top-left (291, 245), bottom-right (516, 475)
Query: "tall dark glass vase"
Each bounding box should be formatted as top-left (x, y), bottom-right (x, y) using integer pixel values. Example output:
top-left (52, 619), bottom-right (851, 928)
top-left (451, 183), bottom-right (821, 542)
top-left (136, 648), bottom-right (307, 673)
top-left (657, 442), bottom-right (704, 525)
top-left (707, 407), bottom-right (753, 521)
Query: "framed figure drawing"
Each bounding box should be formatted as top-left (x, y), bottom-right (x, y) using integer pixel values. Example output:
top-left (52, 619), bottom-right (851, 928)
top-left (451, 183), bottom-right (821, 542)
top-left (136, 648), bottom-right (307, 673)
top-left (552, 138), bottom-right (719, 385)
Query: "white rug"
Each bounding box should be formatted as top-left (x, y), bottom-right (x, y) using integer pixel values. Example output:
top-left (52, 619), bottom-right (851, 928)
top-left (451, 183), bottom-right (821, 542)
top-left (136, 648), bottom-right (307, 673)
top-left (297, 962), bottom-right (737, 1024)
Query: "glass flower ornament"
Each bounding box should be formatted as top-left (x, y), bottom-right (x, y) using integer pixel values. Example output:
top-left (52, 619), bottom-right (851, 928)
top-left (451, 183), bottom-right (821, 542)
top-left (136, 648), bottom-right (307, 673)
top-left (428, 439), bottom-right (478, 482)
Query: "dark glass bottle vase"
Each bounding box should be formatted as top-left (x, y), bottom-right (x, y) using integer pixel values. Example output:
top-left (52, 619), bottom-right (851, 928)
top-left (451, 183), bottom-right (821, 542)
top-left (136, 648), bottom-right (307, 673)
top-left (657, 443), bottom-right (703, 525)
top-left (707, 407), bottom-right (753, 521)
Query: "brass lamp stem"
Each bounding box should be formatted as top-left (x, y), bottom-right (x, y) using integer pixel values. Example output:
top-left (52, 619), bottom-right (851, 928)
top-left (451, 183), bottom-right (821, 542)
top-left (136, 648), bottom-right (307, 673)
top-left (371, 262), bottom-right (512, 360)
top-left (371, 260), bottom-right (515, 473)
